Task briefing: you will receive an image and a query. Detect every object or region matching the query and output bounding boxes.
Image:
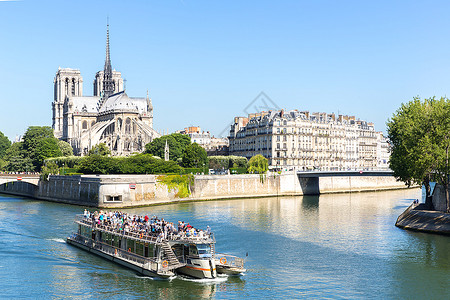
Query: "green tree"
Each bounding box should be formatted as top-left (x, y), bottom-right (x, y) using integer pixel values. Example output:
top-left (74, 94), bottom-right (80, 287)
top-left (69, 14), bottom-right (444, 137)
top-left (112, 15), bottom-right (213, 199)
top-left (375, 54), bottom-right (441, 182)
top-left (0, 158), bottom-right (7, 171)
top-left (0, 131), bottom-right (11, 159)
top-left (181, 143), bottom-right (207, 168)
top-left (88, 143), bottom-right (111, 156)
top-left (387, 97), bottom-right (450, 212)
top-left (247, 154), bottom-right (268, 174)
top-left (34, 138), bottom-right (62, 166)
top-left (145, 134), bottom-right (190, 162)
top-left (58, 140), bottom-right (74, 156)
top-left (22, 126), bottom-right (60, 169)
top-left (23, 126), bottom-right (54, 155)
top-left (41, 161), bottom-right (60, 181)
top-left (3, 142), bottom-right (35, 172)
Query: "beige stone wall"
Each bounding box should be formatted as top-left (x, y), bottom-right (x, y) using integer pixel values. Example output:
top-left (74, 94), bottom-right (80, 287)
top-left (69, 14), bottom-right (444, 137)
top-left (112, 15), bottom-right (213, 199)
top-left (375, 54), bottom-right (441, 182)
top-left (192, 174), bottom-right (280, 199)
top-left (0, 173), bottom-right (412, 208)
top-left (319, 175), bottom-right (407, 194)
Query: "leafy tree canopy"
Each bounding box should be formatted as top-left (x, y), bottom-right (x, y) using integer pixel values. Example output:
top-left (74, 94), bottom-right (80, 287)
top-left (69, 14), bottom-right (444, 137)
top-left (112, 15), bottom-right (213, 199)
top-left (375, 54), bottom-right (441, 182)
top-left (5, 156), bottom-right (35, 172)
top-left (182, 143), bottom-right (207, 168)
top-left (35, 137), bottom-right (62, 166)
top-left (387, 96), bottom-right (450, 212)
top-left (0, 131), bottom-right (11, 159)
top-left (23, 126), bottom-right (54, 156)
top-left (88, 143), bottom-right (111, 156)
top-left (58, 140), bottom-right (73, 157)
top-left (145, 133), bottom-right (191, 162)
top-left (247, 154), bottom-right (268, 174)
top-left (3, 142), bottom-right (26, 161)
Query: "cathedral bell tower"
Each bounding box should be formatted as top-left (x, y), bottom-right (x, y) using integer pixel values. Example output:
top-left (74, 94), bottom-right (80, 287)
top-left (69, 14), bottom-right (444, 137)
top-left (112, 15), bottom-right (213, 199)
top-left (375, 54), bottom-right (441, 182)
top-left (52, 68), bottom-right (83, 139)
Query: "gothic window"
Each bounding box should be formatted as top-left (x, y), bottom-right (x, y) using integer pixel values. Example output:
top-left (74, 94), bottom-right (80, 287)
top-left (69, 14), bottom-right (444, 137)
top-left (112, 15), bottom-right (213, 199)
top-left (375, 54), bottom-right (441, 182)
top-left (125, 118), bottom-right (132, 134)
top-left (91, 121), bottom-right (95, 127)
top-left (117, 118), bottom-right (122, 131)
top-left (65, 78), bottom-right (69, 95)
top-left (72, 78), bottom-right (76, 95)
top-left (82, 121), bottom-right (88, 130)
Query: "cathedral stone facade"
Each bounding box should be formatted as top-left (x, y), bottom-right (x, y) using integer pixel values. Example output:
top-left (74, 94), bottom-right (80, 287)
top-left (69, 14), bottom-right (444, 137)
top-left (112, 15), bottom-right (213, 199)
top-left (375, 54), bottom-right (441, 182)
top-left (52, 25), bottom-right (159, 156)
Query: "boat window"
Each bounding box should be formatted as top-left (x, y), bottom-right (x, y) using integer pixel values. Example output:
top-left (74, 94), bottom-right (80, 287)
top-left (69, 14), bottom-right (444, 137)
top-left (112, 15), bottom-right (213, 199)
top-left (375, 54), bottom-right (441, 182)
top-left (196, 244), bottom-right (212, 258)
top-left (112, 235), bottom-right (120, 248)
top-left (189, 245), bottom-right (198, 257)
top-left (136, 241), bottom-right (144, 256)
top-left (80, 225), bottom-right (91, 238)
top-left (127, 239), bottom-right (134, 253)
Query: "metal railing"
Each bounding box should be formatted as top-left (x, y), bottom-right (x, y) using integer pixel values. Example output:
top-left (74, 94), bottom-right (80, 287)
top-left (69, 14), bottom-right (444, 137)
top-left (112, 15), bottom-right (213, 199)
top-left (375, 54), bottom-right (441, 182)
top-left (215, 253), bottom-right (245, 269)
top-left (75, 215), bottom-right (215, 244)
top-left (69, 233), bottom-right (162, 271)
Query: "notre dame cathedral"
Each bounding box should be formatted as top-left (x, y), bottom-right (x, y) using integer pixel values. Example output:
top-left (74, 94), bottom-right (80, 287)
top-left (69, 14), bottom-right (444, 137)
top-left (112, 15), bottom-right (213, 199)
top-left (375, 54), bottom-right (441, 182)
top-left (52, 24), bottom-right (159, 156)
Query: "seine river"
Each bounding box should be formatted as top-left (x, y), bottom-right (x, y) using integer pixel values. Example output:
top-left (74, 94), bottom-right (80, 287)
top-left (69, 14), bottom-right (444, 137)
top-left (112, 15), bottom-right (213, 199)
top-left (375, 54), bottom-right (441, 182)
top-left (1, 189), bottom-right (449, 299)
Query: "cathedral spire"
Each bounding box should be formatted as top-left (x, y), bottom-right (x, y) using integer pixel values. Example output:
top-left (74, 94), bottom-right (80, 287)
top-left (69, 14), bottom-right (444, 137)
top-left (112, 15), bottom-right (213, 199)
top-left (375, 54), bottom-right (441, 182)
top-left (102, 20), bottom-right (114, 99)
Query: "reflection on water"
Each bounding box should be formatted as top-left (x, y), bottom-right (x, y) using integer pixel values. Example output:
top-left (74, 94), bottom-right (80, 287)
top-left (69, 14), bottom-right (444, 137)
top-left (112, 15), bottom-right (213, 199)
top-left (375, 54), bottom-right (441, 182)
top-left (0, 188), bottom-right (449, 299)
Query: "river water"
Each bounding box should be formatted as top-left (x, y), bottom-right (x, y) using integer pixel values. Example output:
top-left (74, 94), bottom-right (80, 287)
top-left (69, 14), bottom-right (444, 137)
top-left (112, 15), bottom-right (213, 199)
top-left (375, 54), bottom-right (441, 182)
top-left (0, 189), bottom-right (449, 299)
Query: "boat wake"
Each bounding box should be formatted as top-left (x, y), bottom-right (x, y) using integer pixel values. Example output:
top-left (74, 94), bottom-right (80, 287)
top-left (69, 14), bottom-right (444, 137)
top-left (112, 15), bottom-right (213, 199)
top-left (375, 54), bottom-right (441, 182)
top-left (47, 238), bottom-right (66, 244)
top-left (135, 275), bottom-right (177, 281)
top-left (177, 274), bottom-right (228, 283)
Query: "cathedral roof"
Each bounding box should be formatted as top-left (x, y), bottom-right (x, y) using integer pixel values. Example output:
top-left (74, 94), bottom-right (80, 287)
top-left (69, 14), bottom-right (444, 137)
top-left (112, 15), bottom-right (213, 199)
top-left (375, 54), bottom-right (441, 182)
top-left (71, 96), bottom-right (100, 113)
top-left (98, 91), bottom-right (148, 114)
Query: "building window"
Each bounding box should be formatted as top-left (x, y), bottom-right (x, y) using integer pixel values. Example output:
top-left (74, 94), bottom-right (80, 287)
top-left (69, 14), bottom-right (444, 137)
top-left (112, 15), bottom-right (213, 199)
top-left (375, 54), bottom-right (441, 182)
top-left (72, 78), bottom-right (76, 95)
top-left (106, 195), bottom-right (122, 202)
top-left (82, 120), bottom-right (88, 130)
top-left (65, 78), bottom-right (69, 95)
top-left (125, 118), bottom-right (132, 134)
top-left (277, 128), bottom-right (280, 134)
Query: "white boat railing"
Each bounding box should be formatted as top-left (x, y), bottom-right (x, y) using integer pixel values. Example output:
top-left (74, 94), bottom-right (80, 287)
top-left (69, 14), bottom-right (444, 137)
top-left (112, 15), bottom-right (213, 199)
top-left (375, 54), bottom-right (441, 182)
top-left (215, 253), bottom-right (245, 269)
top-left (75, 215), bottom-right (215, 244)
top-left (69, 233), bottom-right (159, 269)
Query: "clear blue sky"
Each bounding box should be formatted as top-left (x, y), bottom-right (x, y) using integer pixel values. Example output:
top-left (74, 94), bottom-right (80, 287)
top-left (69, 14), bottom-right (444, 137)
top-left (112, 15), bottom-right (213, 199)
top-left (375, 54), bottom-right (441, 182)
top-left (1, 0), bottom-right (450, 141)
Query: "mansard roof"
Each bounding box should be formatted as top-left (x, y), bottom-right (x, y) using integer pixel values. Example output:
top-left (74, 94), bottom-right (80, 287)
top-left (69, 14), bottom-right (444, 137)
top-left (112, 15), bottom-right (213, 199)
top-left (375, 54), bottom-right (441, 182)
top-left (98, 91), bottom-right (148, 114)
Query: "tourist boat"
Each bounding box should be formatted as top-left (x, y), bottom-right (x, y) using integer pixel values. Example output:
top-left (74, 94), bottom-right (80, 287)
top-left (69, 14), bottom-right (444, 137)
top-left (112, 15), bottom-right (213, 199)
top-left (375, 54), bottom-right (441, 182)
top-left (66, 213), bottom-right (246, 279)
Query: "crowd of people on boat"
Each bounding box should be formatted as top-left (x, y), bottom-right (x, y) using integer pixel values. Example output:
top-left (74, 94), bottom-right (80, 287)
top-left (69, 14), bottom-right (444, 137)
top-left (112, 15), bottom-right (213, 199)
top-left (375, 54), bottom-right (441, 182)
top-left (82, 210), bottom-right (212, 242)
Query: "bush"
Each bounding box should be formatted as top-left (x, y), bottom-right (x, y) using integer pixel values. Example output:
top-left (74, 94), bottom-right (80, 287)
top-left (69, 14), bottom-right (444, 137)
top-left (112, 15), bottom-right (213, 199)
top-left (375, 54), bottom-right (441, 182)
top-left (157, 174), bottom-right (194, 198)
top-left (183, 168), bottom-right (205, 174)
top-left (76, 153), bottom-right (183, 174)
top-left (208, 155), bottom-right (248, 169)
top-left (230, 167), bottom-right (247, 174)
top-left (248, 154), bottom-right (268, 174)
top-left (45, 156), bottom-right (84, 168)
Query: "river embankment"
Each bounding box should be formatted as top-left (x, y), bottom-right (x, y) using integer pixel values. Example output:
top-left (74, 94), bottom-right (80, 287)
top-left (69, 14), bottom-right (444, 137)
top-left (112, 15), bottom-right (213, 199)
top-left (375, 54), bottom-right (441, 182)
top-left (396, 182), bottom-right (450, 235)
top-left (0, 172), bottom-right (411, 208)
top-left (395, 203), bottom-right (450, 235)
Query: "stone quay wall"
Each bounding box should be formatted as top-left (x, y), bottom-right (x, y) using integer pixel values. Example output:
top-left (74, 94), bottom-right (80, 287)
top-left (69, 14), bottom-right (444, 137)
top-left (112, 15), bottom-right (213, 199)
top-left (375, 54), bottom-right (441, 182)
top-left (0, 173), bottom-right (409, 208)
top-left (396, 203), bottom-right (450, 235)
top-left (429, 184), bottom-right (449, 212)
